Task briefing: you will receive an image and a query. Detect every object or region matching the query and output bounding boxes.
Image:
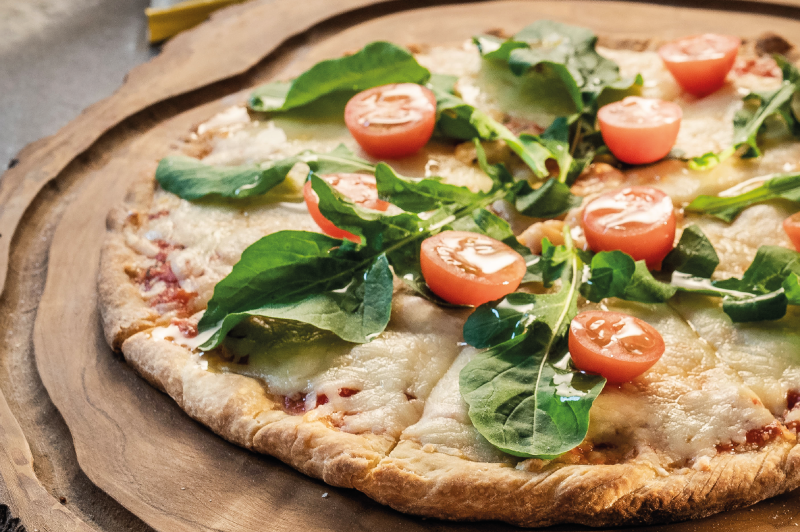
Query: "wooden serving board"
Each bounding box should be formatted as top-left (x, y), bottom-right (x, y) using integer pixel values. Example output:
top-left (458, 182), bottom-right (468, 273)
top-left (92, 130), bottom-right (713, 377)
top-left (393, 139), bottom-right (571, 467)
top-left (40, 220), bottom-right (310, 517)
top-left (5, 1), bottom-right (800, 531)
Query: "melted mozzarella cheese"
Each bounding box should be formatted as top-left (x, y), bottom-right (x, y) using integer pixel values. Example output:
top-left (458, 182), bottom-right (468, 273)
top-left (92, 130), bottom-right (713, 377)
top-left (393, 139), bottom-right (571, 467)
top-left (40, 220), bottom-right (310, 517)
top-left (401, 347), bottom-right (512, 463)
top-left (132, 45), bottom-right (799, 464)
top-left (602, 301), bottom-right (774, 461)
top-left (672, 296), bottom-right (800, 418)
top-left (182, 293), bottom-right (468, 438)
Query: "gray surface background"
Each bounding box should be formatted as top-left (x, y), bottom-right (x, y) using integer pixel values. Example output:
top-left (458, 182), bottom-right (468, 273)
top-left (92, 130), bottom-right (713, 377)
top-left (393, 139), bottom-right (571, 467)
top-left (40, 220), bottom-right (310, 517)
top-left (0, 0), bottom-right (158, 168)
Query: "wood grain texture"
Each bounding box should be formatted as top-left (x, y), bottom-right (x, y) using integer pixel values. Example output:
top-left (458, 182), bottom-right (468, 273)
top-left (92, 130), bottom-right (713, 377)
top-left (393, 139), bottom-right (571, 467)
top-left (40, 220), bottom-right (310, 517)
top-left (0, 394), bottom-right (95, 532)
top-left (27, 1), bottom-right (800, 531)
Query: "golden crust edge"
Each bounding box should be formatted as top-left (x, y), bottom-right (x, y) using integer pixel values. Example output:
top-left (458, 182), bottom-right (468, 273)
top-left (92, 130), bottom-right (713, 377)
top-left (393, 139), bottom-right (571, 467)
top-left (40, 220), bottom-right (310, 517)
top-left (98, 168), bottom-right (161, 350)
top-left (363, 440), bottom-right (800, 527)
top-left (120, 331), bottom-right (800, 527)
top-left (121, 332), bottom-right (395, 489)
top-left (95, 30), bottom-right (800, 526)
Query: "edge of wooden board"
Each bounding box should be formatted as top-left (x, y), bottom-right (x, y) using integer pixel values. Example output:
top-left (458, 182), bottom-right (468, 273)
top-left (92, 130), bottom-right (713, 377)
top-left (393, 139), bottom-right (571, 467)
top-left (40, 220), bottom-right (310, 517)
top-left (31, 1), bottom-right (800, 531)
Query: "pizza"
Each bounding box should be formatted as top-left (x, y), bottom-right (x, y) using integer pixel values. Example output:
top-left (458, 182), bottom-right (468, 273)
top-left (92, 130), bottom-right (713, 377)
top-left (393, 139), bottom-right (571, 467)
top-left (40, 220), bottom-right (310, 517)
top-left (98, 21), bottom-right (800, 527)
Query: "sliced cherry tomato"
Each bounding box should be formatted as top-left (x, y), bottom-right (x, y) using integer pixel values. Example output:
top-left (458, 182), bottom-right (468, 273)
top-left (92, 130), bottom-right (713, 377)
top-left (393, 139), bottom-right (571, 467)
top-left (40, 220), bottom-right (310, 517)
top-left (420, 231), bottom-right (526, 306)
top-left (659, 34), bottom-right (741, 97)
top-left (569, 310), bottom-right (665, 383)
top-left (783, 212), bottom-right (800, 251)
top-left (597, 97), bottom-right (682, 165)
top-left (303, 173), bottom-right (390, 242)
top-left (582, 186), bottom-right (676, 269)
top-left (344, 83), bottom-right (436, 159)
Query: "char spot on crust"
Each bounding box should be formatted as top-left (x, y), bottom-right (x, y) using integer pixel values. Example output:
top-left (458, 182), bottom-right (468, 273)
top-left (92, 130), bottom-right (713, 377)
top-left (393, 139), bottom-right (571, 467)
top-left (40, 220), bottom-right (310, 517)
top-left (551, 441), bottom-right (625, 466)
top-left (755, 32), bottom-right (793, 57)
top-left (597, 36), bottom-right (654, 52)
top-left (406, 43), bottom-right (428, 54)
top-left (483, 27), bottom-right (509, 39)
top-left (787, 390), bottom-right (800, 411)
top-left (283, 393), bottom-right (307, 415)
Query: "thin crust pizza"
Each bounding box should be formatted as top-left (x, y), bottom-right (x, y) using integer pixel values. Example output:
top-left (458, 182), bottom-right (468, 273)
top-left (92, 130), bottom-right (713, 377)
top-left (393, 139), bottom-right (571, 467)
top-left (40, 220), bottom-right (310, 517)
top-left (98, 22), bottom-right (800, 527)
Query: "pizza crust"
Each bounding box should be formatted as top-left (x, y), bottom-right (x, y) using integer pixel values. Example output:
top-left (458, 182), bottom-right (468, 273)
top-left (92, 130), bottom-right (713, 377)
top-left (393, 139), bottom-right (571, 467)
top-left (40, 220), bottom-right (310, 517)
top-left (366, 440), bottom-right (800, 527)
top-left (99, 168), bottom-right (161, 349)
top-left (117, 322), bottom-right (800, 527)
top-left (116, 327), bottom-right (800, 526)
top-left (96, 35), bottom-right (800, 527)
top-left (122, 331), bottom-right (394, 489)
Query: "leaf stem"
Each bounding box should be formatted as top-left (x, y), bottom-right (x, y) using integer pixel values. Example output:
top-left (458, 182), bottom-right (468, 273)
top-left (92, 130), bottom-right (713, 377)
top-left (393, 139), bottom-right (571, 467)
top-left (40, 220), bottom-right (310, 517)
top-left (569, 116), bottom-right (583, 158)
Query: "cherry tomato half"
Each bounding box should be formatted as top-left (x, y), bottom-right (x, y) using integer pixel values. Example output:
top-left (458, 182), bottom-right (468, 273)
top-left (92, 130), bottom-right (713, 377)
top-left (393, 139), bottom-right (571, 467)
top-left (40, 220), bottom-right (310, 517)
top-left (582, 186), bottom-right (676, 269)
top-left (659, 34), bottom-right (741, 97)
top-left (784, 212), bottom-right (800, 251)
top-left (344, 83), bottom-right (436, 159)
top-left (569, 310), bottom-right (665, 383)
top-left (420, 231), bottom-right (526, 306)
top-left (303, 173), bottom-right (390, 242)
top-left (597, 97), bottom-right (682, 165)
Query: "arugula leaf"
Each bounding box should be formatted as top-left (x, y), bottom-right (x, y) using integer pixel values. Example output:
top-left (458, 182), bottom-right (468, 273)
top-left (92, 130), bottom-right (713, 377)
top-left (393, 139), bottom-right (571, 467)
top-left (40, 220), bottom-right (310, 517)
top-left (536, 117), bottom-right (574, 183)
top-left (716, 245), bottom-right (800, 295)
top-left (688, 146), bottom-right (737, 171)
top-left (662, 225), bottom-right (720, 277)
top-left (685, 172), bottom-right (800, 222)
top-left (198, 232), bottom-right (393, 348)
top-left (692, 56), bottom-right (800, 169)
top-left (476, 21), bottom-right (635, 113)
top-left (671, 246), bottom-right (800, 322)
top-left (580, 250), bottom-right (676, 303)
top-left (374, 163), bottom-right (484, 212)
top-left (580, 243), bottom-right (800, 322)
top-left (432, 83), bottom-right (600, 196)
top-left (734, 82), bottom-right (798, 158)
top-left (248, 42), bottom-right (430, 112)
top-left (432, 87), bottom-right (497, 141)
top-left (722, 290), bottom-right (788, 322)
top-left (301, 143), bottom-right (376, 174)
top-left (534, 238), bottom-right (573, 286)
top-left (450, 207), bottom-right (522, 247)
top-left (783, 272), bottom-right (800, 305)
top-left (155, 145), bottom-right (374, 201)
top-left (432, 86), bottom-right (558, 179)
top-left (514, 178), bottom-right (583, 218)
top-left (155, 156), bottom-right (297, 200)
top-left (776, 56), bottom-right (800, 137)
top-left (463, 117), bottom-right (584, 219)
top-left (460, 241), bottom-right (606, 458)
top-left (427, 72), bottom-right (458, 96)
top-left (312, 173), bottom-right (434, 248)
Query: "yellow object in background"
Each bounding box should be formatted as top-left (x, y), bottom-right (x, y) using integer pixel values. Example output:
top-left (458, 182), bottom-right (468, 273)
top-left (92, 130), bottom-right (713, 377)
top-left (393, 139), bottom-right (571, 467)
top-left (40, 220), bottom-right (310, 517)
top-left (146, 0), bottom-right (247, 43)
